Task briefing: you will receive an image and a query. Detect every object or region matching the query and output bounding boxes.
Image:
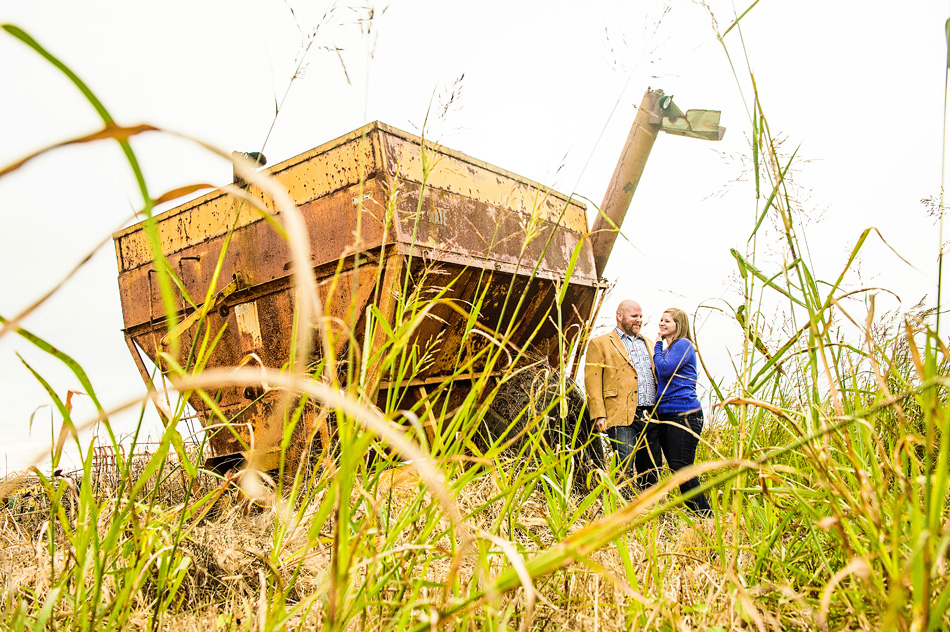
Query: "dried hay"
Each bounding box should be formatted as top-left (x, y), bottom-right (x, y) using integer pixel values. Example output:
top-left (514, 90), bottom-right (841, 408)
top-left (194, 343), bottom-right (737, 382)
top-left (0, 432), bottom-right (782, 630)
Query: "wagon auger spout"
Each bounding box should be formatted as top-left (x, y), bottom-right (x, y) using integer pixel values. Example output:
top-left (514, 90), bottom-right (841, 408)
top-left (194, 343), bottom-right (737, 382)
top-left (590, 88), bottom-right (725, 279)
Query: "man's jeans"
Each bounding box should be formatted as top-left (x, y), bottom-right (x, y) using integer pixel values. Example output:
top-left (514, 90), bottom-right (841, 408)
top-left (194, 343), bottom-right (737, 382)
top-left (657, 410), bottom-right (712, 516)
top-left (606, 407), bottom-right (661, 490)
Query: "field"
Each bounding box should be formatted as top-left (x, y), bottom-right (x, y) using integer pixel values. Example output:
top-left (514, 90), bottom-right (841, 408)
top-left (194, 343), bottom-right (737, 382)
top-left (1, 10), bottom-right (949, 632)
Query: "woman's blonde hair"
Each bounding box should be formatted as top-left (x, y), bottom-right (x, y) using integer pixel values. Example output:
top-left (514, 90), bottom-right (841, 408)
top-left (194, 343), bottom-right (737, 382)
top-left (663, 308), bottom-right (694, 345)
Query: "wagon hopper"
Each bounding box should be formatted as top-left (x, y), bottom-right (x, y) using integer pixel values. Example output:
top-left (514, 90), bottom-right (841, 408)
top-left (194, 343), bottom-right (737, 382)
top-left (114, 121), bottom-right (599, 468)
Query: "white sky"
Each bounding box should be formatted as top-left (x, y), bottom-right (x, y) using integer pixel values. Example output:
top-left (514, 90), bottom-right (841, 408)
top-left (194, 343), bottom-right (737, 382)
top-left (1, 1), bottom-right (947, 472)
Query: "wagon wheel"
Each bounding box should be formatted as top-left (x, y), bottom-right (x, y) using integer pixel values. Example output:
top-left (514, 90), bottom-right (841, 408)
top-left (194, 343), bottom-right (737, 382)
top-left (482, 359), bottom-right (605, 491)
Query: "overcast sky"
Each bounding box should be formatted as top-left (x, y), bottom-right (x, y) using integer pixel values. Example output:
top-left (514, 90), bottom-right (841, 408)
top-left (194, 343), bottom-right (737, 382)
top-left (1, 1), bottom-right (947, 472)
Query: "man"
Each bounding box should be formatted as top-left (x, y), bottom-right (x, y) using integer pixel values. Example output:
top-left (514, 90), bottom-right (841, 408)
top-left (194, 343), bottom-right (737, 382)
top-left (584, 299), bottom-right (661, 489)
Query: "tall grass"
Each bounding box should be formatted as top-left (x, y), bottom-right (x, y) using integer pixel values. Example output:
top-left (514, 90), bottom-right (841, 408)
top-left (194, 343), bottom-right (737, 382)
top-left (1, 9), bottom-right (949, 632)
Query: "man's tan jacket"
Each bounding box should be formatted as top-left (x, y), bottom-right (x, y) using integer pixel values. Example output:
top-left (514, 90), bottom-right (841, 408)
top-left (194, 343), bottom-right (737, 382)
top-left (584, 330), bottom-right (656, 430)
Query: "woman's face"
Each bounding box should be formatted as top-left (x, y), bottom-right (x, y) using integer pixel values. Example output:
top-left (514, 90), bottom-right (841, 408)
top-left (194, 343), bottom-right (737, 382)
top-left (658, 312), bottom-right (677, 339)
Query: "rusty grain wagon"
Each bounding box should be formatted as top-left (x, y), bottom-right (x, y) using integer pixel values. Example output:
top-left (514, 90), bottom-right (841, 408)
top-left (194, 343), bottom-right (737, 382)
top-left (112, 89), bottom-right (723, 470)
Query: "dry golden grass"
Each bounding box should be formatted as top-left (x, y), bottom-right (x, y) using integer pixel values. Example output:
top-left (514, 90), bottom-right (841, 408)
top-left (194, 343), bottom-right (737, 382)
top-left (0, 451), bottom-right (805, 632)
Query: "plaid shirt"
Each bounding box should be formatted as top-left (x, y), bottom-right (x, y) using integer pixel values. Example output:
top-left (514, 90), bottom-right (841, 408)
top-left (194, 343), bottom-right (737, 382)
top-left (616, 328), bottom-right (656, 406)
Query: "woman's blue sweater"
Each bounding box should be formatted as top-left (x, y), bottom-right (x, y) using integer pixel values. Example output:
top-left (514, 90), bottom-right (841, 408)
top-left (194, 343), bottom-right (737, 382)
top-left (653, 339), bottom-right (702, 414)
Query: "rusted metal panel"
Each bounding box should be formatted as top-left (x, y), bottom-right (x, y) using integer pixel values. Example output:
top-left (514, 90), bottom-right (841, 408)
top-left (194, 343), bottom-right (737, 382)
top-left (116, 195), bottom-right (262, 273)
top-left (392, 185), bottom-right (594, 282)
top-left (113, 123), bottom-right (382, 273)
top-left (116, 179), bottom-right (390, 330)
top-left (126, 259), bottom-right (383, 458)
top-left (377, 124), bottom-right (587, 233)
top-left (374, 125), bottom-right (595, 283)
top-left (276, 126), bottom-right (380, 206)
top-left (234, 302), bottom-right (263, 351)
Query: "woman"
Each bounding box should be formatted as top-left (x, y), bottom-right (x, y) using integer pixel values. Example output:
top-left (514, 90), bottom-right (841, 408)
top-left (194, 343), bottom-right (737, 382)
top-left (654, 308), bottom-right (712, 516)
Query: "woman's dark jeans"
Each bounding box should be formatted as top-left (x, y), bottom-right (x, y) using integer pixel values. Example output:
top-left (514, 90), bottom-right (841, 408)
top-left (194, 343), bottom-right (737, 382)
top-left (657, 410), bottom-right (712, 516)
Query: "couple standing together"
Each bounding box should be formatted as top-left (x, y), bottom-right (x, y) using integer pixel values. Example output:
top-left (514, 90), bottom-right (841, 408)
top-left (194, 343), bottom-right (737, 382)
top-left (584, 300), bottom-right (712, 516)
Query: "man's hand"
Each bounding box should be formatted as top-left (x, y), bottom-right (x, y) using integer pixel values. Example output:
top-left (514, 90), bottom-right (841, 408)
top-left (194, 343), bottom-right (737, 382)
top-left (593, 417), bottom-right (607, 432)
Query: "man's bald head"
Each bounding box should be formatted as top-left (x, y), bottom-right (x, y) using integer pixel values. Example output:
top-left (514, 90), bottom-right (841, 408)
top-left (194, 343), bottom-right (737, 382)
top-left (616, 300), bottom-right (643, 336)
